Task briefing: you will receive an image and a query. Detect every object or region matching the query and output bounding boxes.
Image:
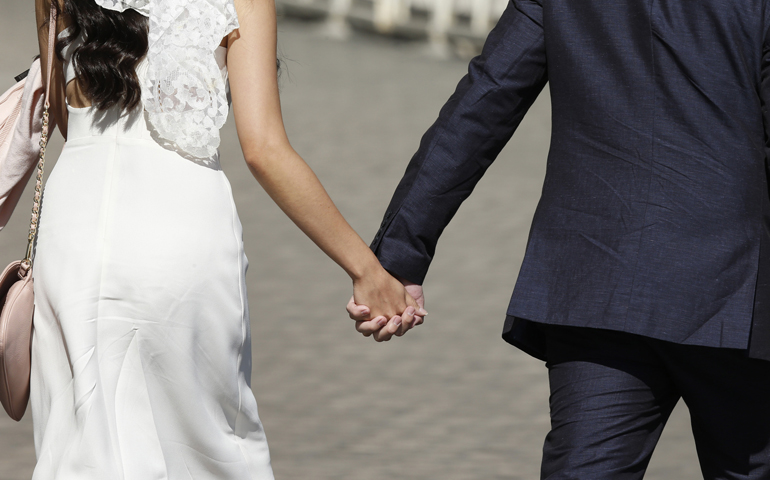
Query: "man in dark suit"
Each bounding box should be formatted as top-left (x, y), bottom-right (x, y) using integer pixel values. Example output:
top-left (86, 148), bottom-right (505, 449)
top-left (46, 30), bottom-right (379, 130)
top-left (348, 0), bottom-right (770, 477)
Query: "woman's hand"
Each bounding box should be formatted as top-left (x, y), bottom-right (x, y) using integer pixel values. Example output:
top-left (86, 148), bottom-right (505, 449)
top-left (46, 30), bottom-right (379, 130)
top-left (348, 271), bottom-right (427, 342)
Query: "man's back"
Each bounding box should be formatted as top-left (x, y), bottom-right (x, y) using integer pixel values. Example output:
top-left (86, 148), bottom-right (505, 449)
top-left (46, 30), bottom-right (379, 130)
top-left (513, 0), bottom-right (769, 354)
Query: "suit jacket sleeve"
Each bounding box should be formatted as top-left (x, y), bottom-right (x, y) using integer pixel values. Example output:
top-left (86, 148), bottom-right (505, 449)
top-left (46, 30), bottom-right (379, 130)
top-left (370, 0), bottom-right (548, 284)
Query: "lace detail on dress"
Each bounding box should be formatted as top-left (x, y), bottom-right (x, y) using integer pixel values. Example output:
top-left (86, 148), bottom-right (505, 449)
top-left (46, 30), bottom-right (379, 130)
top-left (95, 0), bottom-right (150, 15)
top-left (94, 0), bottom-right (239, 159)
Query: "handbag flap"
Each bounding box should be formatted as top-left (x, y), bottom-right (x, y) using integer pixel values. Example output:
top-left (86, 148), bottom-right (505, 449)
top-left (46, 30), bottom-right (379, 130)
top-left (0, 262), bottom-right (33, 421)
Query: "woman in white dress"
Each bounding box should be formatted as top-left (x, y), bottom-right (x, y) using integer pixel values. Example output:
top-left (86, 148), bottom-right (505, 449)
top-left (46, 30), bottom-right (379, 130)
top-left (30, 0), bottom-right (423, 478)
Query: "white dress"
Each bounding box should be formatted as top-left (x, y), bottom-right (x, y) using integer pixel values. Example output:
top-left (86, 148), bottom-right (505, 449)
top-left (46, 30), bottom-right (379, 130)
top-left (28, 28), bottom-right (275, 480)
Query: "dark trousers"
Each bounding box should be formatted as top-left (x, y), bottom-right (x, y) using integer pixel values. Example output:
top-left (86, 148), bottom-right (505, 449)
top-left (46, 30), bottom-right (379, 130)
top-left (540, 325), bottom-right (770, 480)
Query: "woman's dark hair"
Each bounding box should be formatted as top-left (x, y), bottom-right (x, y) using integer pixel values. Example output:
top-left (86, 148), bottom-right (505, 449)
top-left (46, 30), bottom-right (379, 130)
top-left (53, 0), bottom-right (149, 112)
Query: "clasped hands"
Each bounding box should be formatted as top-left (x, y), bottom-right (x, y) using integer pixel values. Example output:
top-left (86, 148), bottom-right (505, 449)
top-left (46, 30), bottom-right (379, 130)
top-left (346, 268), bottom-right (426, 342)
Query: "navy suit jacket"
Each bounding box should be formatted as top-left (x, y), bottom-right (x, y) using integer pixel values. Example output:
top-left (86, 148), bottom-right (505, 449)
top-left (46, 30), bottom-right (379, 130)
top-left (370, 0), bottom-right (770, 361)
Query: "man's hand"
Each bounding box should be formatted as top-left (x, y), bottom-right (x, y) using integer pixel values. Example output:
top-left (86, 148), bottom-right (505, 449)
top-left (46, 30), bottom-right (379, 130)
top-left (347, 278), bottom-right (426, 342)
top-left (403, 281), bottom-right (425, 328)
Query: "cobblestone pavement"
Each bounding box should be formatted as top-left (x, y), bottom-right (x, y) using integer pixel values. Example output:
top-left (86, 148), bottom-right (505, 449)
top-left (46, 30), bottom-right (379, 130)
top-left (0, 6), bottom-right (701, 479)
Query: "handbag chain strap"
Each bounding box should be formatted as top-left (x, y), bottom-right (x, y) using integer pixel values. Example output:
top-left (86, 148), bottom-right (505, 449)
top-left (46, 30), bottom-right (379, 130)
top-left (20, 2), bottom-right (57, 276)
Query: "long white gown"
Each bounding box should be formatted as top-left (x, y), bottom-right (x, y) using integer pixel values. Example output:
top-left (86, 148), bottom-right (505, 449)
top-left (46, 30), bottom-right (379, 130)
top-left (28, 28), bottom-right (275, 480)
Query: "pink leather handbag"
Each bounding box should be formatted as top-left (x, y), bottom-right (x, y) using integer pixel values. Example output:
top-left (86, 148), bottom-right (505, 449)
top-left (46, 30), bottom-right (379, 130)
top-left (0, 3), bottom-right (57, 421)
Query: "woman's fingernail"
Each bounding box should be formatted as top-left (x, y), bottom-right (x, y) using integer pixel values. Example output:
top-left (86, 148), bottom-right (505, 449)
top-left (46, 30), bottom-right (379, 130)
top-left (393, 316), bottom-right (402, 327)
top-left (405, 306), bottom-right (415, 316)
top-left (417, 308), bottom-right (428, 316)
top-left (377, 317), bottom-right (388, 327)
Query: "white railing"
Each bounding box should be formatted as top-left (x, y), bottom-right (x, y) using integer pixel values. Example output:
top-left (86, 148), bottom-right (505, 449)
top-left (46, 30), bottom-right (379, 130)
top-left (278, 0), bottom-right (508, 52)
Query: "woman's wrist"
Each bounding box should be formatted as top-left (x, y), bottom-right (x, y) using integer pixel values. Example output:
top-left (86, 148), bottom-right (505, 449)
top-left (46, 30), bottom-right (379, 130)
top-left (346, 251), bottom-right (384, 283)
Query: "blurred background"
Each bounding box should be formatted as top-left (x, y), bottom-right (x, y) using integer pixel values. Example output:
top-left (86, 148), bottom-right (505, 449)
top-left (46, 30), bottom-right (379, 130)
top-left (0, 2), bottom-right (701, 479)
top-left (275, 0), bottom-right (507, 58)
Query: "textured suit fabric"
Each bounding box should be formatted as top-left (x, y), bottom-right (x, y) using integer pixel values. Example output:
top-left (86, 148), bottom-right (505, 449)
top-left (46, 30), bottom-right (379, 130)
top-left (370, 0), bottom-right (770, 360)
top-left (540, 325), bottom-right (770, 480)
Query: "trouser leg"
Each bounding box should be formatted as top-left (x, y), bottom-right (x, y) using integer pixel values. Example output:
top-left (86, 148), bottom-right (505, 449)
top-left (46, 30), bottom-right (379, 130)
top-left (658, 344), bottom-right (770, 480)
top-left (540, 326), bottom-right (680, 480)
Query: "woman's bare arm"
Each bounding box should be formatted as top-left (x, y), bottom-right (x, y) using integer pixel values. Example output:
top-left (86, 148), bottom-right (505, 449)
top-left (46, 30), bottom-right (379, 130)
top-left (226, 0), bottom-right (423, 338)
